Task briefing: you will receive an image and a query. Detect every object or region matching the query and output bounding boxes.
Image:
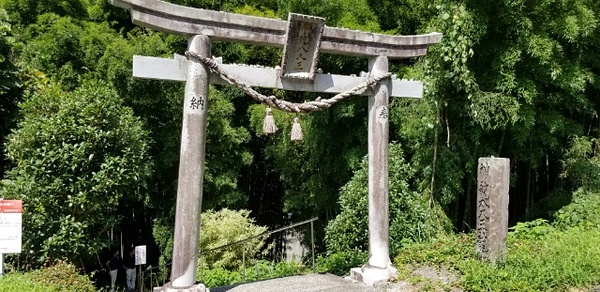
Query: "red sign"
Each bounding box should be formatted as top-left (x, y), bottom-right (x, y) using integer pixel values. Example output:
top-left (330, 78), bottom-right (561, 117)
top-left (0, 200), bottom-right (22, 213)
top-left (0, 199), bottom-right (22, 253)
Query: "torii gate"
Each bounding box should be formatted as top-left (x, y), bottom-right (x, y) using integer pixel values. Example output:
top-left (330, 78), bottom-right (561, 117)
top-left (111, 0), bottom-right (441, 290)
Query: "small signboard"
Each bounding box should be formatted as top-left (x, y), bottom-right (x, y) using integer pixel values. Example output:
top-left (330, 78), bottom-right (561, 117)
top-left (281, 13), bottom-right (325, 80)
top-left (0, 200), bottom-right (22, 254)
top-left (135, 245), bottom-right (146, 265)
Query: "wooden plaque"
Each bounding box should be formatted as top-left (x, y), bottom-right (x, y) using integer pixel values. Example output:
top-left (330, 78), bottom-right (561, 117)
top-left (281, 13), bottom-right (325, 80)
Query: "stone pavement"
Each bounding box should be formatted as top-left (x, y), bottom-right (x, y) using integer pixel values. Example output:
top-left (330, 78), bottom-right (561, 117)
top-left (208, 273), bottom-right (600, 292)
top-left (209, 274), bottom-right (380, 292)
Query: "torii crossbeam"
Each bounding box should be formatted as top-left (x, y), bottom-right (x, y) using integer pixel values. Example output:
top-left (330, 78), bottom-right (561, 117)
top-left (112, 0), bottom-right (441, 58)
top-left (111, 0), bottom-right (442, 290)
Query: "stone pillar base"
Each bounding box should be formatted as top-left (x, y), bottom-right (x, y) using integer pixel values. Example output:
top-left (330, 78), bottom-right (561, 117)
top-left (153, 282), bottom-right (208, 292)
top-left (349, 265), bottom-right (397, 286)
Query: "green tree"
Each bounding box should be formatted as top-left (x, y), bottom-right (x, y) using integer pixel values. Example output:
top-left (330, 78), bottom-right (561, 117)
top-left (0, 0), bottom-right (87, 26)
top-left (390, 0), bottom-right (600, 228)
top-left (325, 143), bottom-right (447, 255)
top-left (23, 14), bottom-right (81, 88)
top-left (560, 136), bottom-right (600, 192)
top-left (0, 79), bottom-right (152, 266)
top-left (0, 9), bottom-right (22, 182)
top-left (11, 6), bottom-right (255, 259)
top-left (366, 0), bottom-right (431, 33)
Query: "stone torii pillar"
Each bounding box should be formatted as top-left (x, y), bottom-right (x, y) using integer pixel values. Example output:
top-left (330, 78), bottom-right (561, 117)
top-left (112, 0), bottom-right (442, 289)
top-left (366, 55), bottom-right (391, 275)
top-left (169, 35), bottom-right (210, 290)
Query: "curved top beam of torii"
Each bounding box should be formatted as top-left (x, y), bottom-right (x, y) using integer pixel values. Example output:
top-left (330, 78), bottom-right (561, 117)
top-left (111, 0), bottom-right (442, 58)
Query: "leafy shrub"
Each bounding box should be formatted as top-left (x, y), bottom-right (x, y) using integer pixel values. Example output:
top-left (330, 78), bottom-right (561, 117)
top-left (0, 262), bottom-right (95, 292)
top-left (198, 266), bottom-right (243, 288)
top-left (560, 136), bottom-right (600, 191)
top-left (0, 79), bottom-right (152, 267)
top-left (509, 218), bottom-right (555, 240)
top-left (315, 250), bottom-right (368, 276)
top-left (198, 208), bottom-right (268, 270)
top-left (30, 261), bottom-right (96, 292)
top-left (325, 143), bottom-right (444, 255)
top-left (198, 260), bottom-right (306, 288)
top-left (0, 272), bottom-right (51, 292)
top-left (553, 189), bottom-right (600, 230)
top-left (155, 208), bottom-right (269, 280)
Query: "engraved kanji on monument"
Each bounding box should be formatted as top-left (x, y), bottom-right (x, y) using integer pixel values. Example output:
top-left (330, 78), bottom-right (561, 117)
top-left (476, 157), bottom-right (509, 263)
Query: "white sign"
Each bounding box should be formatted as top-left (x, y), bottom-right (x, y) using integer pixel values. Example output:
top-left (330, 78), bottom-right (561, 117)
top-left (0, 200), bottom-right (22, 253)
top-left (135, 245), bottom-right (146, 265)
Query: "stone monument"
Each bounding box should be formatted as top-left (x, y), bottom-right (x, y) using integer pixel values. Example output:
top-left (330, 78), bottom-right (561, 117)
top-left (111, 0), bottom-right (442, 289)
top-left (476, 157), bottom-right (510, 263)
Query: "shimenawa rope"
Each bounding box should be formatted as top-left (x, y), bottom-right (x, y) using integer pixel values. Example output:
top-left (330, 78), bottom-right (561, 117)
top-left (185, 51), bottom-right (391, 114)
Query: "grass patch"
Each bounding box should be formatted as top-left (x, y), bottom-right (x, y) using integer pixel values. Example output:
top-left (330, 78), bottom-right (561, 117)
top-left (395, 228), bottom-right (600, 291)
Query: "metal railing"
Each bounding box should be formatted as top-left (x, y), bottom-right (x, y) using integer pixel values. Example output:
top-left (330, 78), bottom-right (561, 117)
top-left (141, 217), bottom-right (318, 289)
top-left (141, 263), bottom-right (170, 291)
top-left (199, 216), bottom-right (319, 282)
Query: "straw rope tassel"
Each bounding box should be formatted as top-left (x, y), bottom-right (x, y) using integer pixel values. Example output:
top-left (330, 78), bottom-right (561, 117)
top-left (263, 107), bottom-right (277, 135)
top-left (291, 116), bottom-right (303, 142)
